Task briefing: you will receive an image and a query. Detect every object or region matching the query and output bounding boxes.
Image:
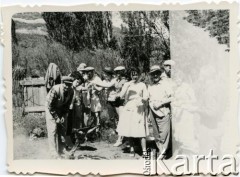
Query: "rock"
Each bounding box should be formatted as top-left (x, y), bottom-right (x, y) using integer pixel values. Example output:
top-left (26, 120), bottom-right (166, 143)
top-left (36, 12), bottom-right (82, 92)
top-left (29, 127), bottom-right (45, 140)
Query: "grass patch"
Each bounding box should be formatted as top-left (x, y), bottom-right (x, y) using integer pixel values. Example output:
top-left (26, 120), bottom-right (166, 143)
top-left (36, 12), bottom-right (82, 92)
top-left (13, 107), bottom-right (47, 137)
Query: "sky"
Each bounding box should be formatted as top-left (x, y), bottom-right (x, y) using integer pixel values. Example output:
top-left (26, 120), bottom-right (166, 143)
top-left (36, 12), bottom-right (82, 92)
top-left (112, 11), bottom-right (124, 28)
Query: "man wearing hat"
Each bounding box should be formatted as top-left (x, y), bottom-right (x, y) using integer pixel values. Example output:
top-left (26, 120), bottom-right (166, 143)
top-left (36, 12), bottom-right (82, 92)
top-left (99, 67), bottom-right (118, 126)
top-left (148, 65), bottom-right (173, 159)
top-left (114, 66), bottom-right (127, 98)
top-left (161, 60), bottom-right (175, 79)
top-left (95, 67), bottom-right (119, 129)
top-left (113, 66), bottom-right (127, 106)
top-left (161, 59), bottom-right (176, 97)
top-left (76, 63), bottom-right (90, 127)
top-left (45, 76), bottom-right (74, 159)
top-left (77, 63), bottom-right (87, 75)
top-left (84, 67), bottom-right (103, 128)
top-left (95, 66), bottom-right (127, 146)
top-left (113, 66), bottom-right (128, 146)
top-left (95, 66), bottom-right (120, 100)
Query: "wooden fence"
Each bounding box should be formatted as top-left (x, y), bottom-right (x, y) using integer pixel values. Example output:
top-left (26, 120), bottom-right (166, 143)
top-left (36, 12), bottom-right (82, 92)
top-left (20, 77), bottom-right (46, 113)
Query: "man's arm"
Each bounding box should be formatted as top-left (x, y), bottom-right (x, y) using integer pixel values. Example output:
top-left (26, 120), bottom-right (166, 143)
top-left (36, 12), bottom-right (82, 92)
top-left (161, 97), bottom-right (173, 106)
top-left (93, 84), bottom-right (103, 91)
top-left (119, 81), bottom-right (132, 99)
top-left (92, 77), bottom-right (103, 91)
top-left (47, 88), bottom-right (59, 120)
top-left (161, 81), bottom-right (174, 106)
top-left (153, 82), bottom-right (173, 109)
top-left (95, 79), bottom-right (115, 88)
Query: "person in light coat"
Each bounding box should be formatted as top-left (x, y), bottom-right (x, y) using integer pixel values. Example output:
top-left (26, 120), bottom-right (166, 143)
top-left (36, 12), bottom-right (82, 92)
top-left (148, 65), bottom-right (173, 159)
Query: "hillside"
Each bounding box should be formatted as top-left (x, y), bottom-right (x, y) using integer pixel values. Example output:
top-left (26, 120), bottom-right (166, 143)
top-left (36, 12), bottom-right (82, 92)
top-left (13, 12), bottom-right (42, 20)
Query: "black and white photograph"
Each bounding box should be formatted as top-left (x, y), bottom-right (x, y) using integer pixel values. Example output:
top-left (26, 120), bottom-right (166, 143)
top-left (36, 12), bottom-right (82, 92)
top-left (11, 8), bottom-right (235, 160)
top-left (12, 10), bottom-right (172, 160)
top-left (12, 10), bottom-right (232, 159)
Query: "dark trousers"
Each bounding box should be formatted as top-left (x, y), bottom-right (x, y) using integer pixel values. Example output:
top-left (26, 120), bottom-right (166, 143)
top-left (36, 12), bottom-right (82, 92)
top-left (149, 109), bottom-right (171, 156)
top-left (106, 101), bottom-right (119, 129)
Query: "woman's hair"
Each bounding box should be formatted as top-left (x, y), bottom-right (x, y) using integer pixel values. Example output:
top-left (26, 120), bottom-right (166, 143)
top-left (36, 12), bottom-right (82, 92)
top-left (130, 67), bottom-right (140, 75)
top-left (69, 71), bottom-right (84, 83)
top-left (128, 67), bottom-right (143, 83)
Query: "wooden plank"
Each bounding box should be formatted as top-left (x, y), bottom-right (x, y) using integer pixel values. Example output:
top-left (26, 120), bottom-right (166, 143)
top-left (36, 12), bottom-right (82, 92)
top-left (27, 87), bottom-right (33, 106)
top-left (33, 86), bottom-right (39, 106)
top-left (25, 106), bottom-right (45, 113)
top-left (39, 86), bottom-right (47, 106)
top-left (20, 79), bottom-right (45, 86)
top-left (23, 86), bottom-right (27, 107)
top-left (37, 86), bottom-right (41, 106)
top-left (39, 86), bottom-right (44, 106)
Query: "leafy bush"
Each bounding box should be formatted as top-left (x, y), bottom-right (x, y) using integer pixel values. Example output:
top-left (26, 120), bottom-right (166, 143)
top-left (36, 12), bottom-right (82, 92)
top-left (12, 33), bottom-right (123, 77)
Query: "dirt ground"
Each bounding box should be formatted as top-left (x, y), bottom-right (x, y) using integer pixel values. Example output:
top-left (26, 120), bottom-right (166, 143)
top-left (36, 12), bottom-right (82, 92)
top-left (14, 135), bottom-right (50, 159)
top-left (13, 121), bottom-right (224, 160)
top-left (13, 135), bottom-right (156, 160)
top-left (13, 108), bottom-right (159, 160)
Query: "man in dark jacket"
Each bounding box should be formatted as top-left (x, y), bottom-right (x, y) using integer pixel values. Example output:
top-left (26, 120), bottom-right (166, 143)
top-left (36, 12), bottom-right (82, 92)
top-left (45, 76), bottom-right (74, 159)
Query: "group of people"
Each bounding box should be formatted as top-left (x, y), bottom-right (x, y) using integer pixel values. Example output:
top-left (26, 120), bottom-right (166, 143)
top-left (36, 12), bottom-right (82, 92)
top-left (45, 60), bottom-right (176, 159)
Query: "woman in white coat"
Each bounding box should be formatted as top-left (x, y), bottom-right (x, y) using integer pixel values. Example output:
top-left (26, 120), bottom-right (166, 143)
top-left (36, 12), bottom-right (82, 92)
top-left (117, 68), bottom-right (149, 156)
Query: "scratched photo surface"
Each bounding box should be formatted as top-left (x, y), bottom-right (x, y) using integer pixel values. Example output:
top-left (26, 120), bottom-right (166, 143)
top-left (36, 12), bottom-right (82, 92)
top-left (12, 10), bottom-right (172, 160)
top-left (11, 9), bottom-right (237, 161)
top-left (4, 3), bottom-right (239, 175)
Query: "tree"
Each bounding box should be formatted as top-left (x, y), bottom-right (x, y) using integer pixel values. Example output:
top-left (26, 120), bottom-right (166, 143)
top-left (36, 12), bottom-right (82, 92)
top-left (12, 19), bottom-right (18, 44)
top-left (12, 19), bottom-right (19, 68)
top-left (185, 10), bottom-right (229, 47)
top-left (42, 12), bottom-right (113, 52)
top-left (120, 11), bottom-right (170, 73)
top-left (120, 11), bottom-right (150, 72)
